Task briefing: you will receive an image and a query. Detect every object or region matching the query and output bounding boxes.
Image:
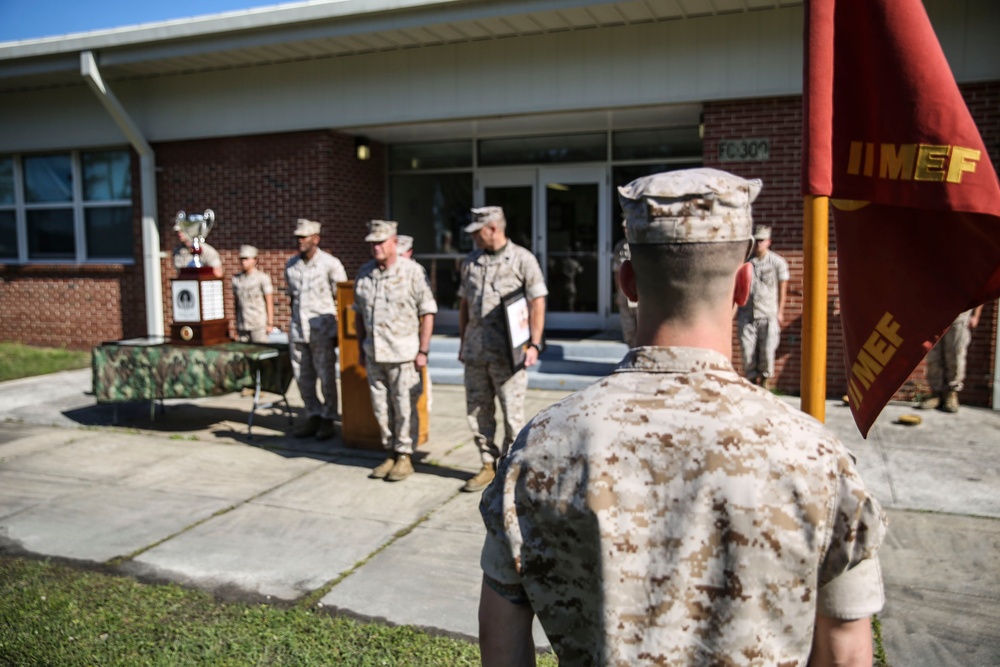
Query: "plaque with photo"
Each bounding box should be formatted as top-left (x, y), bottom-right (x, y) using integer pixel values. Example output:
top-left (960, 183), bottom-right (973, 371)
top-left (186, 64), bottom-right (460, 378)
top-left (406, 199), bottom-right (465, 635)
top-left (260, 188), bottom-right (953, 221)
top-left (502, 288), bottom-right (531, 371)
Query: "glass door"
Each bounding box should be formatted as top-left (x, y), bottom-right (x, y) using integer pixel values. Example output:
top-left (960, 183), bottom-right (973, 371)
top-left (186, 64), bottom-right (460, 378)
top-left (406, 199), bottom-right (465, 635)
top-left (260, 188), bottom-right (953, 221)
top-left (538, 167), bottom-right (609, 330)
top-left (477, 169), bottom-right (537, 253)
top-left (476, 167), bottom-right (610, 332)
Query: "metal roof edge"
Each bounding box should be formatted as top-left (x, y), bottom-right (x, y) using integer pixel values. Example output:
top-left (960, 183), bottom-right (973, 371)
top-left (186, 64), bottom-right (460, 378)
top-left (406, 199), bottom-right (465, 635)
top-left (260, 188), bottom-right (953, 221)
top-left (0, 0), bottom-right (477, 59)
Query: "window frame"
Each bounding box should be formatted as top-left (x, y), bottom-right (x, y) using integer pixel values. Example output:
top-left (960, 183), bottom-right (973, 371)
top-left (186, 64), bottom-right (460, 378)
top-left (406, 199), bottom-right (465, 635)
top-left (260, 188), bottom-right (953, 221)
top-left (0, 149), bottom-right (134, 265)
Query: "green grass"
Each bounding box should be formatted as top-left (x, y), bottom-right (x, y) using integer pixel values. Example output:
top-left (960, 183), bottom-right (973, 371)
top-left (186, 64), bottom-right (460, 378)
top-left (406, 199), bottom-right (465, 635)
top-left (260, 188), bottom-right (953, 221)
top-left (872, 614), bottom-right (889, 667)
top-left (0, 556), bottom-right (558, 667)
top-left (0, 556), bottom-right (889, 666)
top-left (0, 342), bottom-right (90, 383)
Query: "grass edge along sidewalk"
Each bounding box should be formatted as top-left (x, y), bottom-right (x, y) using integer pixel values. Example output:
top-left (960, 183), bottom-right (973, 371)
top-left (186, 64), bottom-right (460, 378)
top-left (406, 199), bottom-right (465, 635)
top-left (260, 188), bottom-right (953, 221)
top-left (0, 343), bottom-right (90, 383)
top-left (0, 552), bottom-right (889, 666)
top-left (0, 556), bottom-right (560, 667)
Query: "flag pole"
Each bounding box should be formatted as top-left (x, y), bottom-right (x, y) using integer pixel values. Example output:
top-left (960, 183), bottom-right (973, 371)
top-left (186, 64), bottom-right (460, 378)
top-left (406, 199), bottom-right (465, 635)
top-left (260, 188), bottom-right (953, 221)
top-left (801, 194), bottom-right (829, 421)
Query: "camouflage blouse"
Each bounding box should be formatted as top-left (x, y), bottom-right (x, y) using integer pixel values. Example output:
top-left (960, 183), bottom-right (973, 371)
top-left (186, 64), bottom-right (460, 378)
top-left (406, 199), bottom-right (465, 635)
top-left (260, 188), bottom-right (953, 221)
top-left (354, 257), bottom-right (437, 364)
top-left (481, 346), bottom-right (887, 666)
top-left (459, 242), bottom-right (547, 364)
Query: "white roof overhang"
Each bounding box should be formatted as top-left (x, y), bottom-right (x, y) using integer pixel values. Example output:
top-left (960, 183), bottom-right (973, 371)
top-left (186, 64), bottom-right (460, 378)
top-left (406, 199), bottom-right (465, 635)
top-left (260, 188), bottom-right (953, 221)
top-left (0, 0), bottom-right (803, 93)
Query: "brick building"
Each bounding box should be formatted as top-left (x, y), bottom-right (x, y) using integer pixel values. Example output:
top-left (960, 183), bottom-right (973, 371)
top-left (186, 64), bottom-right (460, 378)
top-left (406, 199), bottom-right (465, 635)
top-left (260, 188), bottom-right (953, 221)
top-left (0, 0), bottom-right (997, 407)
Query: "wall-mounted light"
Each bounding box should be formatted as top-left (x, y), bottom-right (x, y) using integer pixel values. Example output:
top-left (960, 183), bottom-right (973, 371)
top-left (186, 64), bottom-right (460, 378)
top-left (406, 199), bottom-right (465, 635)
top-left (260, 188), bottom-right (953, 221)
top-left (355, 136), bottom-right (371, 161)
top-left (698, 112), bottom-right (705, 140)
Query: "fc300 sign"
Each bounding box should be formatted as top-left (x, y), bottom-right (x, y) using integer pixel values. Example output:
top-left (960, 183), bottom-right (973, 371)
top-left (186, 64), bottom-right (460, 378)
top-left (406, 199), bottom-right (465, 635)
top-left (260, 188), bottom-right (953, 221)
top-left (718, 138), bottom-right (770, 161)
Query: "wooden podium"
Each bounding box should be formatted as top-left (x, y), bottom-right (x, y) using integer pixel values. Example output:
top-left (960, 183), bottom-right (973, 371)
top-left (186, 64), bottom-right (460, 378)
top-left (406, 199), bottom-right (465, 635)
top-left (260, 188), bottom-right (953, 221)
top-left (170, 266), bottom-right (229, 346)
top-left (337, 281), bottom-right (429, 450)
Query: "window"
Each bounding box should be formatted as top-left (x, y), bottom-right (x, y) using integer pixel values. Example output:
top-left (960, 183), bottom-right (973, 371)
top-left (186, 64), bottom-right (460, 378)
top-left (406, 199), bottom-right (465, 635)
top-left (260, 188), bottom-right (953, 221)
top-left (389, 172), bottom-right (472, 311)
top-left (479, 133), bottom-right (606, 166)
top-left (0, 157), bottom-right (15, 259)
top-left (0, 149), bottom-right (133, 263)
top-left (389, 141), bottom-right (472, 171)
top-left (612, 127), bottom-right (702, 161)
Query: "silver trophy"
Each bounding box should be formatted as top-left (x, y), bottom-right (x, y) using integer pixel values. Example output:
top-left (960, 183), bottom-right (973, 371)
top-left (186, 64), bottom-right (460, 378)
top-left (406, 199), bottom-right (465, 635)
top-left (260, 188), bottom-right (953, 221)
top-left (174, 209), bottom-right (216, 268)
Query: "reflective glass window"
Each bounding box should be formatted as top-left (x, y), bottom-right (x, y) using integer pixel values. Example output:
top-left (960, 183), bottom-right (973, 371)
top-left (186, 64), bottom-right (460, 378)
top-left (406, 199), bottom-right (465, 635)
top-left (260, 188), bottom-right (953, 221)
top-left (390, 141), bottom-right (472, 171)
top-left (0, 210), bottom-right (16, 259)
top-left (27, 208), bottom-right (75, 259)
top-left (24, 154), bottom-right (72, 203)
top-left (83, 150), bottom-right (131, 201)
top-left (86, 207), bottom-right (133, 258)
top-left (612, 127), bottom-right (702, 161)
top-left (0, 157), bottom-right (13, 205)
top-left (479, 133), bottom-right (606, 166)
top-left (390, 172), bottom-right (472, 310)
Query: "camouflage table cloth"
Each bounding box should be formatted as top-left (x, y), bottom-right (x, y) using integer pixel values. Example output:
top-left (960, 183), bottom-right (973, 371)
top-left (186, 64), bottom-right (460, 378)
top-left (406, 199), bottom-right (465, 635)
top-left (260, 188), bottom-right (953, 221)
top-left (93, 340), bottom-right (292, 403)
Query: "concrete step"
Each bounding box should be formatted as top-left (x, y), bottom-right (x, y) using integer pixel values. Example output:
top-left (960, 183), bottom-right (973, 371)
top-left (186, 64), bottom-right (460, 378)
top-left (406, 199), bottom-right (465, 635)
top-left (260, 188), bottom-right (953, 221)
top-left (426, 335), bottom-right (627, 391)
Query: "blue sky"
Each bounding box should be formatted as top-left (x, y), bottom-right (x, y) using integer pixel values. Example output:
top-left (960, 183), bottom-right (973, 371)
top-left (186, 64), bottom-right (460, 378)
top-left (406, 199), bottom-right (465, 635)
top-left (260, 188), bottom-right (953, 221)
top-left (0, 0), bottom-right (301, 42)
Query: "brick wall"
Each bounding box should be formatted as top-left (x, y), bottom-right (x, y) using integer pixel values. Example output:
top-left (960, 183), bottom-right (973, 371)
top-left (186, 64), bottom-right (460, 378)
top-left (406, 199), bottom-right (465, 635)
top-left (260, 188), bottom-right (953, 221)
top-left (704, 81), bottom-right (999, 406)
top-left (155, 129), bottom-right (387, 337)
top-left (0, 152), bottom-right (147, 349)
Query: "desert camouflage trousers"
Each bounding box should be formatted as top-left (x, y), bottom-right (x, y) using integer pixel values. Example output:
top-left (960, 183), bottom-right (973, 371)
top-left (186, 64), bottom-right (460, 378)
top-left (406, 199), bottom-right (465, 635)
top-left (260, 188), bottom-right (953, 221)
top-left (464, 361), bottom-right (527, 465)
top-left (926, 310), bottom-right (973, 393)
top-left (290, 337), bottom-right (339, 420)
top-left (366, 359), bottom-right (422, 454)
top-left (738, 316), bottom-right (780, 382)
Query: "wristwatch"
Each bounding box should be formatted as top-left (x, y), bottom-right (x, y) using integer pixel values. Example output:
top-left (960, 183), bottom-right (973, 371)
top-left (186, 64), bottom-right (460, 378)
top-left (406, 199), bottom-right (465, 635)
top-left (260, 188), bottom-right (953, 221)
top-left (527, 341), bottom-right (544, 353)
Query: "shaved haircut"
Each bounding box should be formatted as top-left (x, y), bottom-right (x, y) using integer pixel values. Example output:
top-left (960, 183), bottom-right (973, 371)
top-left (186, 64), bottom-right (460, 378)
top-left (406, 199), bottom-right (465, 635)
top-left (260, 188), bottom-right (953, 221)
top-left (630, 241), bottom-right (750, 321)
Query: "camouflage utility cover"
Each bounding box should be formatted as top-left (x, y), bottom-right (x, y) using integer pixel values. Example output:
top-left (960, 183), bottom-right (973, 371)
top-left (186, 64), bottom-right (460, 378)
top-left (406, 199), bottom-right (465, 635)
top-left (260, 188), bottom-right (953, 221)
top-left (93, 342), bottom-right (292, 403)
top-left (459, 242), bottom-right (547, 364)
top-left (354, 257), bottom-right (437, 363)
top-left (481, 346), bottom-right (887, 665)
top-left (618, 168), bottom-right (761, 245)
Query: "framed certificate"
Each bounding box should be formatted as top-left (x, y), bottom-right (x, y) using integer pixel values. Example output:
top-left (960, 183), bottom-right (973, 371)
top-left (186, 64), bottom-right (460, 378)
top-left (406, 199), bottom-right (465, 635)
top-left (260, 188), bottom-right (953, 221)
top-left (502, 288), bottom-right (531, 371)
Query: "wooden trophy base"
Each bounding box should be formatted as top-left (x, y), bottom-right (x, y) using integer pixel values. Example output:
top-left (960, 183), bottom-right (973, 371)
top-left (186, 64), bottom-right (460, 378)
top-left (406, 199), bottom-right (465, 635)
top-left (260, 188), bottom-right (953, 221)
top-left (170, 265), bottom-right (230, 346)
top-left (170, 319), bottom-right (230, 346)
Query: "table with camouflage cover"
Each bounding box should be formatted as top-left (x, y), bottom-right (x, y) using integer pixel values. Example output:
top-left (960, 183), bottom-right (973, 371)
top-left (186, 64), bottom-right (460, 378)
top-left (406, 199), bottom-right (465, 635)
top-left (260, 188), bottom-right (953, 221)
top-left (92, 339), bottom-right (293, 433)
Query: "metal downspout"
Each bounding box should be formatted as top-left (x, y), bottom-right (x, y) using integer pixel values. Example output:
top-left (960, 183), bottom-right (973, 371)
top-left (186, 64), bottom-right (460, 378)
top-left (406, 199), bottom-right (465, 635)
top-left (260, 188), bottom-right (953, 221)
top-left (80, 50), bottom-right (164, 338)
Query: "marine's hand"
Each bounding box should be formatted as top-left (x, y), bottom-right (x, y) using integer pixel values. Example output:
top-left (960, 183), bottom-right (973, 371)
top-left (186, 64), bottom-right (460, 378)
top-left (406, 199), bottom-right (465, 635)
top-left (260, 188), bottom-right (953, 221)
top-left (524, 345), bottom-right (540, 368)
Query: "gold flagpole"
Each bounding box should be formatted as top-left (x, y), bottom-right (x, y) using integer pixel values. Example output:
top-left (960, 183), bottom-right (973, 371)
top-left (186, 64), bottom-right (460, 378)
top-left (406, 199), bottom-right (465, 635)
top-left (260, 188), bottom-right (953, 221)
top-left (801, 194), bottom-right (829, 421)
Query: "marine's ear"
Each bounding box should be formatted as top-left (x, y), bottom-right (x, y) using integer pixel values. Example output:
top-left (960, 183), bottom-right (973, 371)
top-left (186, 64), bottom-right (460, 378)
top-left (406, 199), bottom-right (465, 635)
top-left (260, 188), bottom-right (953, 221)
top-left (733, 261), bottom-right (752, 307)
top-left (620, 259), bottom-right (638, 303)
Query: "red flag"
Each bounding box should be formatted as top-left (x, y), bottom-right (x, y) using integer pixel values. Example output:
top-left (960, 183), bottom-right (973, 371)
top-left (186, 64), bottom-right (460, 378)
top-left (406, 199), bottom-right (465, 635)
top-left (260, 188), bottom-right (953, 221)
top-left (803, 0), bottom-right (1000, 436)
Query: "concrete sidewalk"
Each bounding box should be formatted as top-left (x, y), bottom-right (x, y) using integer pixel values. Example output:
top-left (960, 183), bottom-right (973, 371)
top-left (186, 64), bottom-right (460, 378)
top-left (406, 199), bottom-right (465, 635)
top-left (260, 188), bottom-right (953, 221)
top-left (1, 367), bottom-right (998, 665)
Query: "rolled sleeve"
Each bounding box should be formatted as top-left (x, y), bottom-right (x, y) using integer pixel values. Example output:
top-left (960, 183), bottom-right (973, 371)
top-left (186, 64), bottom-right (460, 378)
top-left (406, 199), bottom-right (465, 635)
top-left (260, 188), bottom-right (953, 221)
top-left (479, 454), bottom-right (526, 603)
top-left (818, 455), bottom-right (889, 606)
top-left (817, 557), bottom-right (885, 619)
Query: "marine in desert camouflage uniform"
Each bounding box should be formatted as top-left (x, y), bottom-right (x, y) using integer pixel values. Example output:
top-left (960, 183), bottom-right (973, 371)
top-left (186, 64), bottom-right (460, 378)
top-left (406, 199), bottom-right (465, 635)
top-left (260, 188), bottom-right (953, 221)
top-left (232, 244), bottom-right (274, 344)
top-left (459, 206), bottom-right (548, 493)
top-left (479, 168), bottom-right (888, 667)
top-left (285, 218), bottom-right (348, 441)
top-left (354, 220), bottom-right (437, 482)
top-left (918, 305), bottom-right (985, 413)
top-left (736, 225), bottom-right (789, 388)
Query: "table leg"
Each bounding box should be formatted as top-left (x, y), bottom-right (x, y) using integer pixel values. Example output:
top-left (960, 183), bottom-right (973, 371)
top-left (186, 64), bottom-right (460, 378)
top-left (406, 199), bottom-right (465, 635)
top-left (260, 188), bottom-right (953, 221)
top-left (248, 368), bottom-right (262, 440)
